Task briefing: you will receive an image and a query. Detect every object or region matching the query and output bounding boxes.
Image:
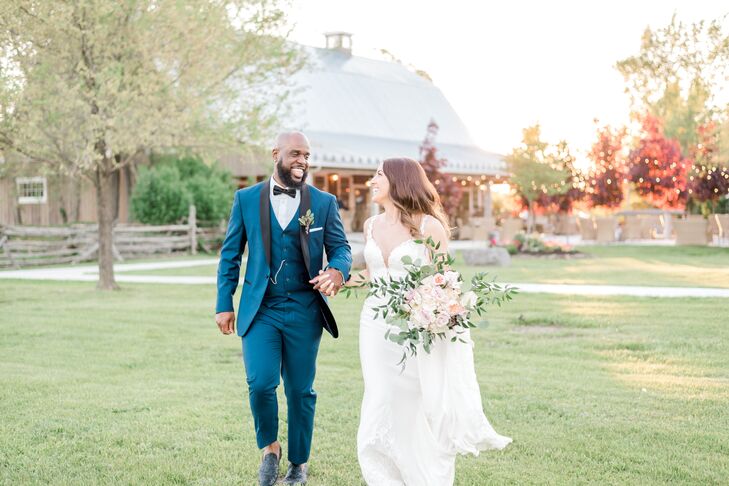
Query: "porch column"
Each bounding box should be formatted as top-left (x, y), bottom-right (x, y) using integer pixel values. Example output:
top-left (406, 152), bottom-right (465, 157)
top-left (348, 175), bottom-right (355, 211)
top-left (483, 182), bottom-right (495, 230)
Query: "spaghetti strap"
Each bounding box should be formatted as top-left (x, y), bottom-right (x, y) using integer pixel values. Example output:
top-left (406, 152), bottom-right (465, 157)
top-left (419, 214), bottom-right (430, 235)
top-left (366, 216), bottom-right (375, 240)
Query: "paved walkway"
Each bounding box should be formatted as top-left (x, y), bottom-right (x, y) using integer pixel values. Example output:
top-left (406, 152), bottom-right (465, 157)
top-left (2, 257), bottom-right (729, 298)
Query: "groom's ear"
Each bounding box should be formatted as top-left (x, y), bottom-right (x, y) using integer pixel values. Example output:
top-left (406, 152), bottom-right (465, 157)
top-left (271, 147), bottom-right (279, 162)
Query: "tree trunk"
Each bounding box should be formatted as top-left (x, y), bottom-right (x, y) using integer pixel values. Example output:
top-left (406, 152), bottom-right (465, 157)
top-left (527, 200), bottom-right (535, 234)
top-left (95, 165), bottom-right (119, 290)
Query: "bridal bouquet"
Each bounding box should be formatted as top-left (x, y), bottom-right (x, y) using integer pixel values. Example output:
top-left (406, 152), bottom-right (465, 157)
top-left (345, 237), bottom-right (517, 365)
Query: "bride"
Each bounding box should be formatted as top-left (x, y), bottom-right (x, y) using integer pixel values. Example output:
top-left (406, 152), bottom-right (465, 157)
top-left (355, 157), bottom-right (511, 486)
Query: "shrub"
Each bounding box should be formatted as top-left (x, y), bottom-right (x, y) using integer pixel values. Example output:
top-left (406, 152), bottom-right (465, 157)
top-left (131, 165), bottom-right (191, 225)
top-left (131, 155), bottom-right (235, 225)
top-left (510, 232), bottom-right (577, 255)
top-left (186, 170), bottom-right (234, 223)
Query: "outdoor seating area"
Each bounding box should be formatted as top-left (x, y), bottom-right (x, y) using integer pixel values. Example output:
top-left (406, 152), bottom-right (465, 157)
top-left (447, 211), bottom-right (729, 248)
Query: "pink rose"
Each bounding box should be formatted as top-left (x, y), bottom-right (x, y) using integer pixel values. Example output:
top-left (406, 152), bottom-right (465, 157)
top-left (447, 300), bottom-right (465, 316)
top-left (433, 273), bottom-right (447, 286)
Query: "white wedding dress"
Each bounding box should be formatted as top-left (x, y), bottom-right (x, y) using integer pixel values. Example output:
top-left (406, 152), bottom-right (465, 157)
top-left (357, 215), bottom-right (512, 486)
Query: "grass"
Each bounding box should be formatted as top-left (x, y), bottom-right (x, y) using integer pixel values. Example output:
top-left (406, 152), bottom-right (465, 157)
top-left (492, 245), bottom-right (729, 288)
top-left (1, 261), bottom-right (728, 484)
top-left (116, 245), bottom-right (729, 289)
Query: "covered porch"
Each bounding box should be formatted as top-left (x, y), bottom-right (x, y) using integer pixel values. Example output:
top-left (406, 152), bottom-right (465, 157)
top-left (309, 167), bottom-right (504, 235)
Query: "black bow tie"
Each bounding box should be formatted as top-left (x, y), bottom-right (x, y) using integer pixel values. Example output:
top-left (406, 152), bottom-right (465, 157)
top-left (273, 185), bottom-right (297, 198)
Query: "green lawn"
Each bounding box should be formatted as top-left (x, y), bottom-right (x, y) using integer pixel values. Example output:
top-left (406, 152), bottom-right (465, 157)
top-left (118, 245), bottom-right (729, 288)
top-left (1, 273), bottom-right (728, 484)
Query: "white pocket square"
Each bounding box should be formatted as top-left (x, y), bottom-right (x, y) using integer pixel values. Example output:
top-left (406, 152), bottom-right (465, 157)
top-left (309, 227), bottom-right (323, 233)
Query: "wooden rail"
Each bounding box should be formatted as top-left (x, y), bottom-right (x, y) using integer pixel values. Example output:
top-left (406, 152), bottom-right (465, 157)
top-left (0, 206), bottom-right (225, 268)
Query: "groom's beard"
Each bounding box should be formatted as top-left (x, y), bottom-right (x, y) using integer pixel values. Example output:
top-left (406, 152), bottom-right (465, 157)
top-left (276, 157), bottom-right (308, 188)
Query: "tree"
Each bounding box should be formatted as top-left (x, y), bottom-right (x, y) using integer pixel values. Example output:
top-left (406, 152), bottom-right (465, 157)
top-left (505, 125), bottom-right (573, 232)
top-left (627, 114), bottom-right (689, 209)
top-left (586, 125), bottom-right (627, 208)
top-left (616, 14), bottom-right (729, 155)
top-left (419, 121), bottom-right (462, 224)
top-left (0, 1), bottom-right (301, 289)
top-left (687, 121), bottom-right (729, 213)
top-left (533, 140), bottom-right (584, 213)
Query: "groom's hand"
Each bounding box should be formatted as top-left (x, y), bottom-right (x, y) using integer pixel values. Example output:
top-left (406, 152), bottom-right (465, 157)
top-left (309, 269), bottom-right (343, 297)
top-left (215, 312), bottom-right (235, 335)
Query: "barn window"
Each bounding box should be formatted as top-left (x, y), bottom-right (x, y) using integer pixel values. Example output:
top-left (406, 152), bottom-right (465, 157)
top-left (16, 177), bottom-right (47, 204)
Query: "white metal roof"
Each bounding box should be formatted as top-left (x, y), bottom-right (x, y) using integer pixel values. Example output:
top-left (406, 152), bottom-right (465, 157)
top-left (287, 47), bottom-right (505, 176)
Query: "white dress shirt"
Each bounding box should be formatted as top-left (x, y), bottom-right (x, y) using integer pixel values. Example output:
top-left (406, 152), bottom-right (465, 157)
top-left (269, 177), bottom-right (300, 229)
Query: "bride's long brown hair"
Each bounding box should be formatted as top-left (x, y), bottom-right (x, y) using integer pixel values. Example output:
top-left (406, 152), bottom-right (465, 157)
top-left (381, 157), bottom-right (451, 238)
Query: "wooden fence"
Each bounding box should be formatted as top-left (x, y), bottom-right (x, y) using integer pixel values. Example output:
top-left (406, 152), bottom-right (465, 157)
top-left (0, 206), bottom-right (226, 269)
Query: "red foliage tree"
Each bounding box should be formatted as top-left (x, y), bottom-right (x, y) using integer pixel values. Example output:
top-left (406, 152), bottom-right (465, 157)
top-left (687, 121), bottom-right (729, 204)
top-left (419, 121), bottom-right (463, 222)
top-left (586, 125), bottom-right (627, 208)
top-left (627, 114), bottom-right (689, 209)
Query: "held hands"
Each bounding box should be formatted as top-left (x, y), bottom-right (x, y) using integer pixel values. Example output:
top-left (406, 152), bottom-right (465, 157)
top-left (309, 268), bottom-right (344, 297)
top-left (215, 311), bottom-right (235, 335)
top-left (216, 270), bottom-right (342, 334)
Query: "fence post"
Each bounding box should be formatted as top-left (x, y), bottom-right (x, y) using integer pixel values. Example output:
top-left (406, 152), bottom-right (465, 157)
top-left (0, 234), bottom-right (18, 269)
top-left (189, 204), bottom-right (197, 255)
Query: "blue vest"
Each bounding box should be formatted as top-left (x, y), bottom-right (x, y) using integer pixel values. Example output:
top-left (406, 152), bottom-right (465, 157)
top-left (259, 203), bottom-right (320, 319)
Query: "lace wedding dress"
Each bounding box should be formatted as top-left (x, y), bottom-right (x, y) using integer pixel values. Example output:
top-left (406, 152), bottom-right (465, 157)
top-left (357, 215), bottom-right (512, 486)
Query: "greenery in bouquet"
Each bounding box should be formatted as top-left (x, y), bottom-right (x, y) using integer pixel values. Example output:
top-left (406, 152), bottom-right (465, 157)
top-left (344, 237), bottom-right (517, 365)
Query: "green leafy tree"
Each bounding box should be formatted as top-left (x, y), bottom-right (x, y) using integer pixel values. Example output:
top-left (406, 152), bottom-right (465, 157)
top-left (0, 1), bottom-right (302, 289)
top-left (687, 121), bottom-right (729, 214)
top-left (616, 14), bottom-right (729, 154)
top-left (506, 125), bottom-right (572, 232)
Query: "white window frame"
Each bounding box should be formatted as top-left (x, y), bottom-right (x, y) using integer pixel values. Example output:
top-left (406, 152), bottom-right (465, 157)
top-left (16, 176), bottom-right (48, 204)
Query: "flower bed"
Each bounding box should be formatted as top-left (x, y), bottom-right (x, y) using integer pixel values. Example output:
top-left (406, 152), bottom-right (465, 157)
top-left (503, 233), bottom-right (581, 257)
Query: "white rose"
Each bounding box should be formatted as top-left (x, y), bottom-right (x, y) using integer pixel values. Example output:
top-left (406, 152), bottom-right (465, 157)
top-left (419, 283), bottom-right (434, 296)
top-left (429, 312), bottom-right (451, 334)
top-left (412, 308), bottom-right (434, 330)
top-left (460, 291), bottom-right (478, 309)
top-left (431, 285), bottom-right (447, 303)
top-left (444, 271), bottom-right (461, 286)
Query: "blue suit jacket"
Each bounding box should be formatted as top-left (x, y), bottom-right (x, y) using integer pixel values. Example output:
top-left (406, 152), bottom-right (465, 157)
top-left (216, 180), bottom-right (352, 338)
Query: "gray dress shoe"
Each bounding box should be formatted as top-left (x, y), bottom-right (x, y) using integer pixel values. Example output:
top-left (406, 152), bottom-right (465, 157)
top-left (258, 451), bottom-right (281, 486)
top-left (282, 462), bottom-right (308, 485)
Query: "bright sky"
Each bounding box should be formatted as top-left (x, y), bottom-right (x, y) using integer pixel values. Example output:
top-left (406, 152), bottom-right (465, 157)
top-left (288, 1), bottom-right (727, 168)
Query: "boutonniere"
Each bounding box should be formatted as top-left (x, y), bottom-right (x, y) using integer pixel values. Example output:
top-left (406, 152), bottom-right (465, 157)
top-left (299, 209), bottom-right (314, 234)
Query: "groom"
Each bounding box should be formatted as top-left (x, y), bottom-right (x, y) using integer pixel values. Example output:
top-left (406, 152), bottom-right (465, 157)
top-left (215, 131), bottom-right (351, 485)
